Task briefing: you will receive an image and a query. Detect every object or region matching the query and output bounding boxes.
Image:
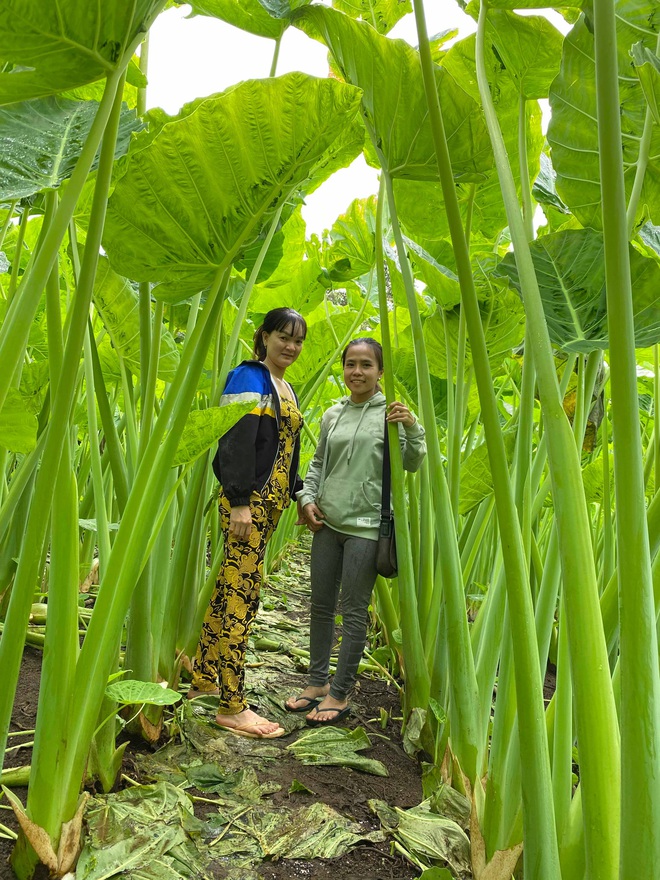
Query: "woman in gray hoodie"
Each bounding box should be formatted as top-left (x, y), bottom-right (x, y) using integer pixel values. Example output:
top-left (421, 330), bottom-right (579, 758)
top-left (286, 338), bottom-right (426, 725)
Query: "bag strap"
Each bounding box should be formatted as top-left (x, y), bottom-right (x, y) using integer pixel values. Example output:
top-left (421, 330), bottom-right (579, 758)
top-left (381, 414), bottom-right (391, 517)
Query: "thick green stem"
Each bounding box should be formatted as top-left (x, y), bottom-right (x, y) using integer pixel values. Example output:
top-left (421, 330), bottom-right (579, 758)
top-left (475, 3), bottom-right (620, 877)
top-left (412, 2), bottom-right (558, 855)
top-left (593, 0), bottom-right (660, 873)
top-left (0, 72), bottom-right (128, 777)
top-left (375, 177), bottom-right (430, 712)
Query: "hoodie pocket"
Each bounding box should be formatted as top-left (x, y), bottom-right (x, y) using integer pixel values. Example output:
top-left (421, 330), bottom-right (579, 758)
top-left (318, 476), bottom-right (380, 530)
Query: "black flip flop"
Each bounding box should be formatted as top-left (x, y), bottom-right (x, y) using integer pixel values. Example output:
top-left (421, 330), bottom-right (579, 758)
top-left (306, 706), bottom-right (351, 727)
top-left (285, 695), bottom-right (321, 713)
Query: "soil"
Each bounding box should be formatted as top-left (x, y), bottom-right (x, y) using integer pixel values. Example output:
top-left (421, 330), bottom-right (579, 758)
top-left (1, 652), bottom-right (422, 880)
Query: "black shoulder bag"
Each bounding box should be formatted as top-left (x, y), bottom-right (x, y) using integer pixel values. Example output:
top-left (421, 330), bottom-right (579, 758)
top-left (376, 417), bottom-right (398, 578)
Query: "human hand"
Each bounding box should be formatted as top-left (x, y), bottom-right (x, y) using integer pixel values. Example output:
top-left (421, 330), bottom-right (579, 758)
top-left (386, 400), bottom-right (415, 428)
top-left (302, 502), bottom-right (325, 532)
top-left (229, 505), bottom-right (252, 540)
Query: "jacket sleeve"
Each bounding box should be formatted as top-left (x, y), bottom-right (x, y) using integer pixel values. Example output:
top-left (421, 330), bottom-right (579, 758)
top-left (212, 367), bottom-right (264, 507)
top-left (296, 411), bottom-right (331, 508)
top-left (399, 419), bottom-right (427, 473)
top-left (214, 414), bottom-right (260, 506)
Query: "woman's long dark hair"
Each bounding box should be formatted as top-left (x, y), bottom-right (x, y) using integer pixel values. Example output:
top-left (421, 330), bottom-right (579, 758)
top-left (253, 308), bottom-right (307, 360)
top-left (341, 337), bottom-right (383, 370)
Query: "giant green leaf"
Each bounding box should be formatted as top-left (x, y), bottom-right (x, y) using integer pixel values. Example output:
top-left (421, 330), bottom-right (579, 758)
top-left (496, 228), bottom-right (660, 352)
top-left (370, 799), bottom-right (471, 876)
top-left (548, 4), bottom-right (660, 229)
top-left (485, 10), bottom-right (563, 99)
top-left (105, 680), bottom-right (182, 706)
top-left (249, 252), bottom-right (326, 319)
top-left (183, 0), bottom-right (287, 38)
top-left (0, 0), bottom-right (167, 105)
top-left (332, 0), bottom-right (412, 35)
top-left (294, 5), bottom-right (492, 182)
top-left (0, 97), bottom-right (141, 201)
top-left (458, 431), bottom-right (517, 515)
top-left (403, 236), bottom-right (462, 309)
top-left (103, 73), bottom-right (362, 302)
top-left (172, 402), bottom-right (255, 467)
top-left (287, 726), bottom-right (389, 776)
top-left (423, 285), bottom-right (525, 379)
top-left (395, 30), bottom-right (543, 243)
top-left (324, 195), bottom-right (377, 281)
top-left (632, 42), bottom-right (660, 127)
top-left (93, 258), bottom-right (180, 382)
top-left (485, 0), bottom-right (582, 8)
top-left (0, 388), bottom-right (38, 453)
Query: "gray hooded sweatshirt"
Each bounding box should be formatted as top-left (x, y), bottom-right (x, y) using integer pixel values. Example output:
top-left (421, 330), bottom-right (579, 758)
top-left (297, 392), bottom-right (426, 541)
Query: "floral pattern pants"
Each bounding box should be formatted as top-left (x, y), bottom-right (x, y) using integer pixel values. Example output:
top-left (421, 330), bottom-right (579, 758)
top-left (192, 493), bottom-right (282, 714)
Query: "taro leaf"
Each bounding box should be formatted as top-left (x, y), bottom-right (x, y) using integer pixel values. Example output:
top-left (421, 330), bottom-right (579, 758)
top-left (396, 33), bottom-right (543, 243)
top-left (78, 782), bottom-right (205, 880)
top-left (370, 798), bottom-right (471, 878)
top-left (0, 97), bottom-right (141, 201)
top-left (185, 765), bottom-right (269, 802)
top-left (582, 451), bottom-right (614, 505)
top-left (402, 707), bottom-right (426, 757)
top-left (324, 195), bottom-right (377, 281)
top-left (403, 236), bottom-right (461, 309)
top-left (304, 114), bottom-right (366, 197)
top-left (245, 802), bottom-right (384, 859)
top-left (485, 0), bottom-right (581, 7)
top-left (172, 402), bottom-right (255, 467)
top-left (423, 286), bottom-right (525, 380)
top-left (287, 726), bottom-right (389, 776)
top-left (548, 5), bottom-right (660, 230)
top-left (0, 1), bottom-right (167, 105)
top-left (19, 359), bottom-right (49, 415)
top-left (331, 0), bottom-right (412, 35)
top-left (105, 680), bottom-right (182, 706)
top-left (0, 388), bottom-right (38, 453)
top-left (289, 779), bottom-right (314, 794)
top-left (640, 220), bottom-right (660, 258)
top-left (632, 42), bottom-right (660, 127)
top-left (419, 870), bottom-right (454, 880)
top-left (485, 10), bottom-right (563, 99)
top-left (93, 257), bottom-right (180, 382)
top-left (184, 0), bottom-right (287, 38)
top-left (294, 5), bottom-right (492, 182)
top-left (459, 432), bottom-right (517, 515)
top-left (249, 251), bottom-right (326, 319)
top-left (533, 151), bottom-right (570, 217)
top-left (249, 208), bottom-right (306, 290)
top-left (497, 228), bottom-right (660, 352)
top-left (104, 73), bottom-right (361, 303)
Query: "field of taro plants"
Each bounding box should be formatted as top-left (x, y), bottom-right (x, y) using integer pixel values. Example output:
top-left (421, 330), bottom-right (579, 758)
top-left (0, 0), bottom-right (660, 878)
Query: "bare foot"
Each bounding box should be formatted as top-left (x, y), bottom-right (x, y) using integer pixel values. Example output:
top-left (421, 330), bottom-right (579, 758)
top-left (285, 684), bottom-right (330, 712)
top-left (215, 708), bottom-right (284, 738)
top-left (306, 694), bottom-right (348, 724)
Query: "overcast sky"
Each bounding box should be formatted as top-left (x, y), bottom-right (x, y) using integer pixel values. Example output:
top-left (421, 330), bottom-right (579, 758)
top-left (146, 3), bottom-right (566, 236)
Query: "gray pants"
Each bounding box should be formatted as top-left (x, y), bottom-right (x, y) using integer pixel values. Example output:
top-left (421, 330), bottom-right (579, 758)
top-left (308, 525), bottom-right (379, 700)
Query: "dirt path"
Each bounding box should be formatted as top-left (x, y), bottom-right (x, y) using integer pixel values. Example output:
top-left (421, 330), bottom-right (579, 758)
top-left (1, 540), bottom-right (423, 879)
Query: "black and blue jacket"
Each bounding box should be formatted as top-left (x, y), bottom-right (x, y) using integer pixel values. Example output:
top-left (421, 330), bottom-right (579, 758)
top-left (212, 360), bottom-right (303, 507)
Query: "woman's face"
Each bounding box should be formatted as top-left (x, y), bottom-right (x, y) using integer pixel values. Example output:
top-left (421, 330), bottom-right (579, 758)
top-left (262, 322), bottom-right (305, 375)
top-left (343, 343), bottom-right (383, 403)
